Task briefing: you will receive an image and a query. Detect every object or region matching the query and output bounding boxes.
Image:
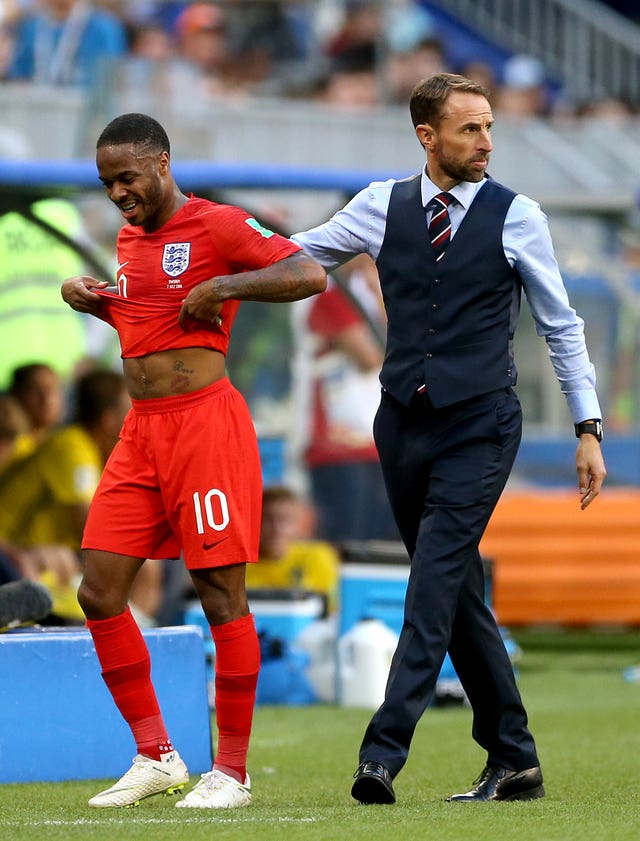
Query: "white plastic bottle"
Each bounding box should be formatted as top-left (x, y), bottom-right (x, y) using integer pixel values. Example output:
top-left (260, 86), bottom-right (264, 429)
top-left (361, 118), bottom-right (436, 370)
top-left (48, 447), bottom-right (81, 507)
top-left (338, 619), bottom-right (399, 708)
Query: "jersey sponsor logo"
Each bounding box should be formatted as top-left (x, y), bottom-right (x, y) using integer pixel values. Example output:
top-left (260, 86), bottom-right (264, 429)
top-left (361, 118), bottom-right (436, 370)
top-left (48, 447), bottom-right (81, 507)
top-left (162, 242), bottom-right (191, 278)
top-left (245, 218), bottom-right (275, 238)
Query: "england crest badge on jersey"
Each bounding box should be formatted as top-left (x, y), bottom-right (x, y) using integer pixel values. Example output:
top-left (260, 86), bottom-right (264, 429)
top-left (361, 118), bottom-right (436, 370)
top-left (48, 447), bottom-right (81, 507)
top-left (162, 242), bottom-right (191, 277)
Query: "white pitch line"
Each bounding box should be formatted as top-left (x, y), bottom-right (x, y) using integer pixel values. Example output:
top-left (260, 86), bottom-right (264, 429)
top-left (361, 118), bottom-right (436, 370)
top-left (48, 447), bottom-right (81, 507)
top-left (3, 815), bottom-right (318, 827)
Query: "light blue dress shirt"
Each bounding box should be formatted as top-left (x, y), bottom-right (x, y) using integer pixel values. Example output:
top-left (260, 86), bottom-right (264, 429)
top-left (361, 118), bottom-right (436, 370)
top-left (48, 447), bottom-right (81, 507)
top-left (292, 169), bottom-right (601, 424)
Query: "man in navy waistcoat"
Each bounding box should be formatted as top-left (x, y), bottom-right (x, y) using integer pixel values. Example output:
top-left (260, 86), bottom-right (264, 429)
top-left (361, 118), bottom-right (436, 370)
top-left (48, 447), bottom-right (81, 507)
top-left (293, 73), bottom-right (606, 805)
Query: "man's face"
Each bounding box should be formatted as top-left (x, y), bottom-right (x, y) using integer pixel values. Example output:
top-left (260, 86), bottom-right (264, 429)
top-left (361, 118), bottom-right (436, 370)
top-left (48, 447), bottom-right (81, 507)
top-left (18, 367), bottom-right (64, 431)
top-left (46, 0), bottom-right (75, 20)
top-left (418, 92), bottom-right (493, 188)
top-left (96, 144), bottom-right (169, 233)
top-left (259, 499), bottom-right (300, 560)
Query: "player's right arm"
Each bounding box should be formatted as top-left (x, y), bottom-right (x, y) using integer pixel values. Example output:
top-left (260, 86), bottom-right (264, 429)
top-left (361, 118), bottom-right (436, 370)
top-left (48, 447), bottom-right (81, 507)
top-left (61, 275), bottom-right (110, 315)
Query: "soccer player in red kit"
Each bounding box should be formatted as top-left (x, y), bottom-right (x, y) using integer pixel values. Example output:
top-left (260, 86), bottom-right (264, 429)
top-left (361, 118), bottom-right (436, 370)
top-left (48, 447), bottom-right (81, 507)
top-left (61, 113), bottom-right (326, 809)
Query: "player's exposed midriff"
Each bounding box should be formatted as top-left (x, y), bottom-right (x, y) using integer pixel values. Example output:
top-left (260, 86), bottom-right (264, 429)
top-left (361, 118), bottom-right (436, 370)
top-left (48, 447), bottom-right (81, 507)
top-left (123, 347), bottom-right (226, 399)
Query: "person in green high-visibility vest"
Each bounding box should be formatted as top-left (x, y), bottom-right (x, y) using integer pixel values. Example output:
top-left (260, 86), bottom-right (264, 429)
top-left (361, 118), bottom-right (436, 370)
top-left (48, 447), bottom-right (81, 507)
top-left (0, 197), bottom-right (89, 390)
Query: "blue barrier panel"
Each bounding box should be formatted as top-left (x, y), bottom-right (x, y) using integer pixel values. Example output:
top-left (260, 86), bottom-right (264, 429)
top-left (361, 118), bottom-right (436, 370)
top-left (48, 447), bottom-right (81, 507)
top-left (515, 434), bottom-right (640, 487)
top-left (0, 159), bottom-right (409, 193)
top-left (258, 437), bottom-right (285, 485)
top-left (0, 625), bottom-right (212, 783)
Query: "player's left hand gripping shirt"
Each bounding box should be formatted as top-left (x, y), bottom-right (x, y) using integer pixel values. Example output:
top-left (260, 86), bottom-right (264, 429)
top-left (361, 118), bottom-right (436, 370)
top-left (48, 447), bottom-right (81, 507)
top-left (95, 195), bottom-right (300, 358)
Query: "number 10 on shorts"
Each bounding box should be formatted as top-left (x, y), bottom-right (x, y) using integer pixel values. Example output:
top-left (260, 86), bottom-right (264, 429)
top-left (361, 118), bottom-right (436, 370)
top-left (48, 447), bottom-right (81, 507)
top-left (193, 489), bottom-right (230, 534)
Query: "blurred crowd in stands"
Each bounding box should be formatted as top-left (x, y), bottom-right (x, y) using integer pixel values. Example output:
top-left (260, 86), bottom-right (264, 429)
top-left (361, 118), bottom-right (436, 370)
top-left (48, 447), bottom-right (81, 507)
top-left (0, 0), bottom-right (636, 119)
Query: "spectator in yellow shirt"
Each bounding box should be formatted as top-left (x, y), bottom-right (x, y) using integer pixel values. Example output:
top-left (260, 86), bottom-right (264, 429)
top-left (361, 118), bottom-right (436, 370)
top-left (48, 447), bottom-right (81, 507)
top-left (0, 393), bottom-right (31, 476)
top-left (8, 362), bottom-right (65, 446)
top-left (0, 369), bottom-right (130, 620)
top-left (0, 370), bottom-right (129, 549)
top-left (245, 484), bottom-right (340, 615)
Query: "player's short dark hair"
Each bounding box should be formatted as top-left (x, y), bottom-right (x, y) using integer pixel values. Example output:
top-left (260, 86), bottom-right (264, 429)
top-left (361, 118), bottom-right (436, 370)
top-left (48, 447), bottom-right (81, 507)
top-left (409, 73), bottom-right (491, 128)
top-left (96, 113), bottom-right (170, 155)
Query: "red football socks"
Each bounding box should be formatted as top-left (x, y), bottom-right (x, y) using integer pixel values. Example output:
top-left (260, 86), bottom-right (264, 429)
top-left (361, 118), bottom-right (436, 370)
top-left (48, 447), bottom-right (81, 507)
top-left (210, 613), bottom-right (260, 783)
top-left (86, 607), bottom-right (173, 761)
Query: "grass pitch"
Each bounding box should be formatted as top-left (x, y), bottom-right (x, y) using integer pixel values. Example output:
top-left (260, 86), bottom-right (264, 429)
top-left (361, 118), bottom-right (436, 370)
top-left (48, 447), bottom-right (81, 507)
top-left (2, 630), bottom-right (639, 841)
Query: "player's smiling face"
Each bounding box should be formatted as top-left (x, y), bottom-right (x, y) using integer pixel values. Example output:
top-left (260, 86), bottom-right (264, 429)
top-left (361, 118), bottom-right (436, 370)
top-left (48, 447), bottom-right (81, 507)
top-left (97, 143), bottom-right (169, 232)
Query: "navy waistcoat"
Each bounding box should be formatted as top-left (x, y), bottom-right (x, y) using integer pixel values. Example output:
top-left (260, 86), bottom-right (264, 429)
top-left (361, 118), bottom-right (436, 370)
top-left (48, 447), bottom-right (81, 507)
top-left (376, 175), bottom-right (522, 408)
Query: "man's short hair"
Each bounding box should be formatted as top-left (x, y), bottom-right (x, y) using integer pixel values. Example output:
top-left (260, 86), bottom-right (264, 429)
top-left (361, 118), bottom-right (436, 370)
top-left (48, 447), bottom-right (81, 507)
top-left (410, 72), bottom-right (491, 128)
top-left (262, 485), bottom-right (299, 508)
top-left (96, 113), bottom-right (170, 155)
top-left (8, 363), bottom-right (56, 397)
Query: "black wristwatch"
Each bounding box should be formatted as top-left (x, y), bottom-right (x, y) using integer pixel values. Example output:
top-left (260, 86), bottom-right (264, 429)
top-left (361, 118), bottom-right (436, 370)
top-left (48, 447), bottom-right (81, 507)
top-left (574, 419), bottom-right (603, 442)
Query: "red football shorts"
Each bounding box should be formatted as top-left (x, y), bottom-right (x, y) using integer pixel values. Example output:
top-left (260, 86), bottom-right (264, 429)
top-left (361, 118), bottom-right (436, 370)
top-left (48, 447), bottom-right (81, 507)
top-left (82, 377), bottom-right (262, 569)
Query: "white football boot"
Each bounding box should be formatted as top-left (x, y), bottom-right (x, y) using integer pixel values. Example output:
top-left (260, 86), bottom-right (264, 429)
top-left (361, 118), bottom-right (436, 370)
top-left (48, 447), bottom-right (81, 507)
top-left (88, 750), bottom-right (189, 807)
top-left (176, 769), bottom-right (252, 809)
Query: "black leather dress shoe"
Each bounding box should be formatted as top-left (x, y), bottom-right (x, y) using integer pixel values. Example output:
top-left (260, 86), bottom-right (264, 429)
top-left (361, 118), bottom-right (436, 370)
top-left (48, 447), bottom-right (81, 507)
top-left (446, 765), bottom-right (545, 802)
top-left (351, 761), bottom-right (396, 804)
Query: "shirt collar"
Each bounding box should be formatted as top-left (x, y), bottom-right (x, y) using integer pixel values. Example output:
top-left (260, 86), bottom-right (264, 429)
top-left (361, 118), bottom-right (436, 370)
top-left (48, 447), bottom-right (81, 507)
top-left (420, 166), bottom-right (487, 211)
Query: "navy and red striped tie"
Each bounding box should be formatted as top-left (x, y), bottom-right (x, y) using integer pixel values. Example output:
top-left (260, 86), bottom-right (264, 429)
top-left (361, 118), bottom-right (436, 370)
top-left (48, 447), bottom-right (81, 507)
top-left (427, 192), bottom-right (455, 262)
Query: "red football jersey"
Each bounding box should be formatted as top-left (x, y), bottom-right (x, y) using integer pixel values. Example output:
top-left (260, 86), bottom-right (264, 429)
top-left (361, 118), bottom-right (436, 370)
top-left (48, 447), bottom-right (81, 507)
top-left (95, 195), bottom-right (300, 358)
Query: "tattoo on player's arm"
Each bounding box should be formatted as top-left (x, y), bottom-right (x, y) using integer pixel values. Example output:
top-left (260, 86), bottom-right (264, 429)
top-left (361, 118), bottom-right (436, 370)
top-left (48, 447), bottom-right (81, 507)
top-left (287, 257), bottom-right (307, 290)
top-left (256, 252), bottom-right (316, 300)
